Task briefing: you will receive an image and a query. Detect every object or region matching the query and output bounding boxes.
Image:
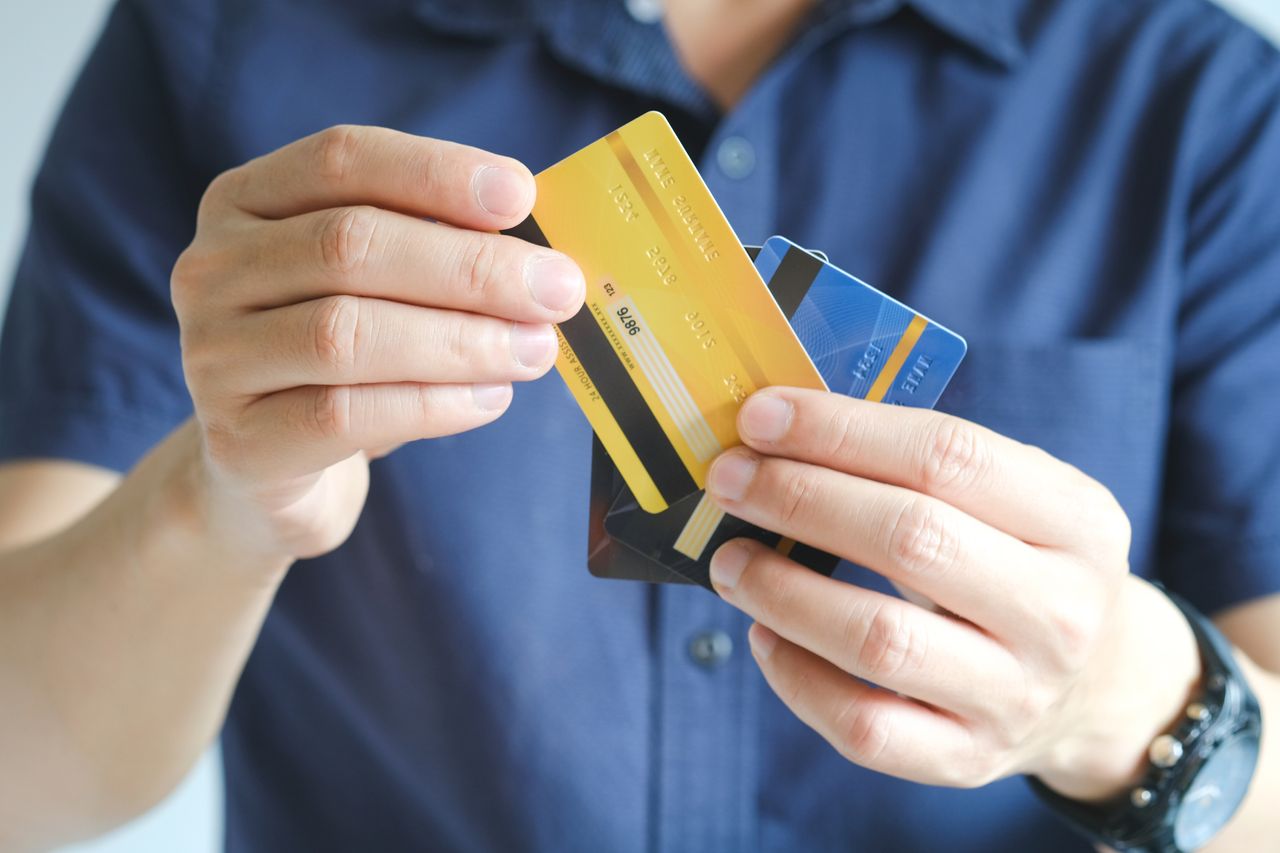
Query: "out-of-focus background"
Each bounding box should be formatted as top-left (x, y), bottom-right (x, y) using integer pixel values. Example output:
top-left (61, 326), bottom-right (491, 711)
top-left (1, 2), bottom-right (1277, 851)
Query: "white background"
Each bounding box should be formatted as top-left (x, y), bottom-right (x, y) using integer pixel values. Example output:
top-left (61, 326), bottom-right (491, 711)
top-left (1, 2), bottom-right (1277, 851)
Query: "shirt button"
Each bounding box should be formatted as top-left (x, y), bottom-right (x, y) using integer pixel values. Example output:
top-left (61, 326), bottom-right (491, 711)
top-left (625, 0), bottom-right (663, 24)
top-left (716, 136), bottom-right (756, 180)
top-left (688, 630), bottom-right (734, 668)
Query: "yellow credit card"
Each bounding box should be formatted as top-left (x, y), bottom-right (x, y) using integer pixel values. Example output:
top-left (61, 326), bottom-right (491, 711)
top-left (507, 112), bottom-right (827, 513)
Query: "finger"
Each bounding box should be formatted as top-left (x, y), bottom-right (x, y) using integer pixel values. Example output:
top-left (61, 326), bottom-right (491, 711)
top-left (706, 448), bottom-right (1054, 636)
top-left (710, 539), bottom-right (1020, 718)
top-left (736, 388), bottom-right (1126, 553)
top-left (224, 211), bottom-right (583, 321)
top-left (749, 624), bottom-right (979, 787)
top-left (208, 125), bottom-right (534, 229)
top-left (190, 296), bottom-right (557, 397)
top-left (206, 382), bottom-right (512, 481)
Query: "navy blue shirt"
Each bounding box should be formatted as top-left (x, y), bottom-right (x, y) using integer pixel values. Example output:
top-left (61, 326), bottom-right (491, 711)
top-left (4, 0), bottom-right (1280, 850)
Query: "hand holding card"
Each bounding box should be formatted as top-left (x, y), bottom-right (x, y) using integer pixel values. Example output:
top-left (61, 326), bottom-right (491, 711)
top-left (592, 239), bottom-right (967, 589)
top-left (507, 111), bottom-right (967, 589)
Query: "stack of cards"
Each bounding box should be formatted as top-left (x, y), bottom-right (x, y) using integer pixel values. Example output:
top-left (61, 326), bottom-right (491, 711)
top-left (508, 112), bottom-right (966, 592)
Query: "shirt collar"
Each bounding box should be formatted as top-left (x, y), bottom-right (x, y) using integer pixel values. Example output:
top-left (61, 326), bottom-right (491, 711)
top-left (409, 0), bottom-right (1026, 105)
top-left (905, 0), bottom-right (1026, 67)
top-left (410, 0), bottom-right (1025, 65)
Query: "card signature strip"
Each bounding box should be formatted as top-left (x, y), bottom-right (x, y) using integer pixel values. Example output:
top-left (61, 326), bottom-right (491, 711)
top-left (610, 296), bottom-right (722, 462)
top-left (672, 492), bottom-right (725, 558)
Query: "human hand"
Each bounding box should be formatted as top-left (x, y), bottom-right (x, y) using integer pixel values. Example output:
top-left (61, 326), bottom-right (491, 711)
top-left (706, 387), bottom-right (1201, 800)
top-left (172, 126), bottom-right (583, 560)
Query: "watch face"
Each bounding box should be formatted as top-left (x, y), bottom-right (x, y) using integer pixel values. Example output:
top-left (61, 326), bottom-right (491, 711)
top-left (1173, 736), bottom-right (1260, 850)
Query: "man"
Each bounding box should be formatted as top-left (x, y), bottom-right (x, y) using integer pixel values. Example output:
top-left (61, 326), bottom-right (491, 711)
top-left (0, 0), bottom-right (1277, 850)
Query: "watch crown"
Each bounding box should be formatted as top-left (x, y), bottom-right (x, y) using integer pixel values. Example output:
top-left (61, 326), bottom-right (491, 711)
top-left (1130, 787), bottom-right (1155, 808)
top-left (1149, 734), bottom-right (1184, 768)
top-left (1186, 702), bottom-right (1210, 722)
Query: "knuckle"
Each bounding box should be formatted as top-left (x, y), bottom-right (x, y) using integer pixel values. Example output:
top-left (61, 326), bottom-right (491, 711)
top-left (318, 205), bottom-right (379, 277)
top-left (749, 554), bottom-right (803, 621)
top-left (922, 418), bottom-right (989, 495)
top-left (820, 404), bottom-right (865, 463)
top-left (437, 313), bottom-right (474, 366)
top-left (314, 125), bottom-right (363, 186)
top-left (775, 465), bottom-right (820, 526)
top-left (1045, 594), bottom-right (1103, 671)
top-left (179, 332), bottom-right (218, 392)
top-left (169, 247), bottom-right (203, 312)
top-left (778, 654), bottom-right (814, 709)
top-left (1086, 481), bottom-right (1132, 558)
top-left (1005, 676), bottom-right (1057, 746)
top-left (199, 167), bottom-right (246, 220)
top-left (414, 142), bottom-right (452, 202)
top-left (408, 383), bottom-right (441, 423)
top-left (455, 236), bottom-right (501, 301)
top-left (308, 295), bottom-right (362, 375)
top-left (172, 238), bottom-right (243, 315)
top-left (834, 701), bottom-right (894, 767)
top-left (1109, 509), bottom-right (1133, 557)
top-left (403, 382), bottom-right (427, 417)
top-left (854, 603), bottom-right (927, 682)
top-left (307, 385), bottom-right (353, 442)
top-left (887, 498), bottom-right (958, 579)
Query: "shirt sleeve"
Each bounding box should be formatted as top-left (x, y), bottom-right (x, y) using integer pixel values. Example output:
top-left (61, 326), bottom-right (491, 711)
top-left (1157, 27), bottom-right (1280, 615)
top-left (0, 0), bottom-right (216, 473)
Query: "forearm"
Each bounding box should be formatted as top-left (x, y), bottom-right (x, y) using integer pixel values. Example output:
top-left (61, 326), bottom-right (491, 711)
top-left (0, 420), bottom-right (289, 850)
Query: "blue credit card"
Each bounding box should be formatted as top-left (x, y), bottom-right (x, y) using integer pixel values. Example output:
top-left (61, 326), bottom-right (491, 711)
top-left (754, 235), bottom-right (967, 407)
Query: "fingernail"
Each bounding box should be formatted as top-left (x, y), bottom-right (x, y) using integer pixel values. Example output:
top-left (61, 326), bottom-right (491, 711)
top-left (739, 393), bottom-right (793, 443)
top-left (710, 541), bottom-right (750, 591)
top-left (524, 253), bottom-right (585, 313)
top-left (749, 624), bottom-right (778, 661)
top-left (473, 165), bottom-right (531, 219)
top-left (706, 452), bottom-right (758, 503)
top-left (472, 383), bottom-right (512, 411)
top-left (510, 323), bottom-right (557, 368)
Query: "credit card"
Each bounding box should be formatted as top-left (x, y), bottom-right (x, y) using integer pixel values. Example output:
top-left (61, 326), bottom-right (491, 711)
top-left (586, 245), bottom-right (831, 586)
top-left (587, 435), bottom-right (694, 586)
top-left (759, 236), bottom-right (968, 406)
top-left (598, 237), bottom-right (967, 589)
top-left (505, 113), bottom-right (827, 513)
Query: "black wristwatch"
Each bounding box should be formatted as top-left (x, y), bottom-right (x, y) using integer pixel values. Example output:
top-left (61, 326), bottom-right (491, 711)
top-left (1028, 585), bottom-right (1263, 852)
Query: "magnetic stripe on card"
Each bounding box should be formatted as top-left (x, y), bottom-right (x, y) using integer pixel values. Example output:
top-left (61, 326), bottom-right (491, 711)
top-left (505, 215), bottom-right (697, 506)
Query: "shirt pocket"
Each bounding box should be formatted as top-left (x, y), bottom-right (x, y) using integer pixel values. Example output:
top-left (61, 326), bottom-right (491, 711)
top-left (933, 337), bottom-right (1166, 533)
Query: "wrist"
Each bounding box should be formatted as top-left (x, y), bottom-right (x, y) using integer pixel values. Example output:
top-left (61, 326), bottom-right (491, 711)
top-left (1035, 576), bottom-right (1202, 802)
top-left (122, 419), bottom-right (293, 589)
